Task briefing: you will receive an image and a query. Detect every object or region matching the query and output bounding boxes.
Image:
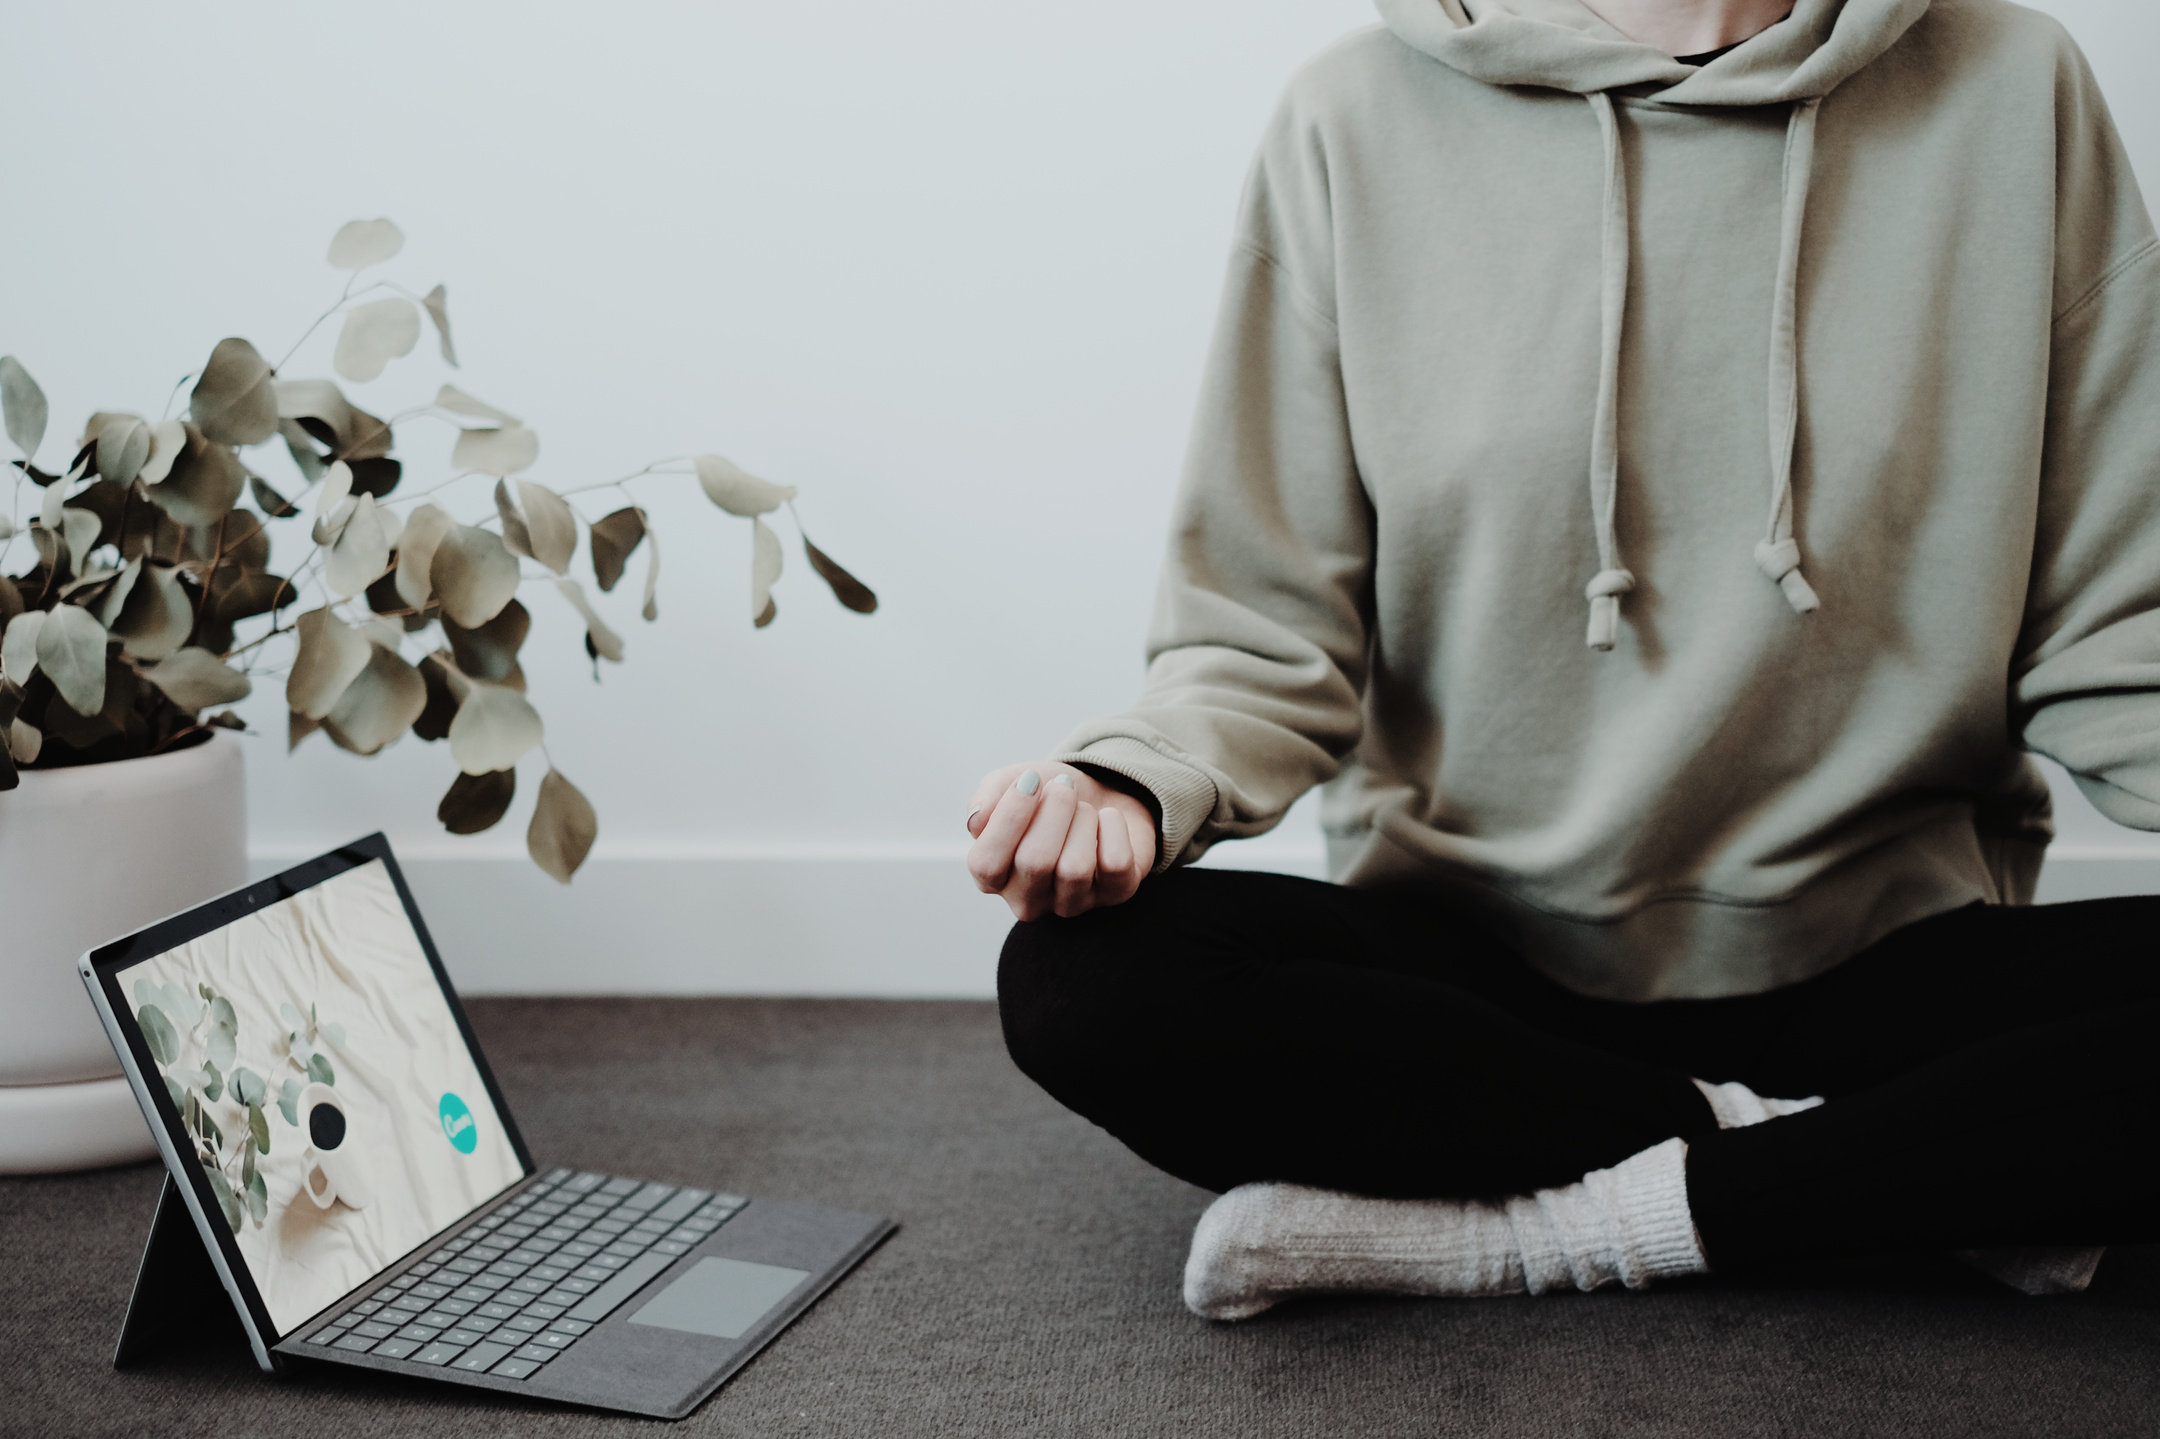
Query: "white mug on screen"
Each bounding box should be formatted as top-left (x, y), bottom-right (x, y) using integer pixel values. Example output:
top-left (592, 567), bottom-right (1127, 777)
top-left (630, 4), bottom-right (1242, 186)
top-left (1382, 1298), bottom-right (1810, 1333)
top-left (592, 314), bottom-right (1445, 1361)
top-left (298, 1082), bottom-right (374, 1210)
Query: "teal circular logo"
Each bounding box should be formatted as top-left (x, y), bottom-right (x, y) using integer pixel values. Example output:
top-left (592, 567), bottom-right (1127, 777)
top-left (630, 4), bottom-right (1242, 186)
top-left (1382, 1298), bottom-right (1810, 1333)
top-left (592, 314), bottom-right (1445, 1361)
top-left (439, 1093), bottom-right (478, 1154)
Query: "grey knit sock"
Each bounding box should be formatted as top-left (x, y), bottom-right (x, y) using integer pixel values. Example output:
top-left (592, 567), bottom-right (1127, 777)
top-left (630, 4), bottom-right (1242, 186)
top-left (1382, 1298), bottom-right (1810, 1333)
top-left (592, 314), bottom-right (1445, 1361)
top-left (1182, 1137), bottom-right (1706, 1320)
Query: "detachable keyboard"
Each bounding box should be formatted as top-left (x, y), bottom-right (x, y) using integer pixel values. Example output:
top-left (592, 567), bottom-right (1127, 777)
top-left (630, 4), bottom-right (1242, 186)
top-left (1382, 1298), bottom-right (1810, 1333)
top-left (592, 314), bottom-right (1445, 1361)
top-left (298, 1168), bottom-right (744, 1381)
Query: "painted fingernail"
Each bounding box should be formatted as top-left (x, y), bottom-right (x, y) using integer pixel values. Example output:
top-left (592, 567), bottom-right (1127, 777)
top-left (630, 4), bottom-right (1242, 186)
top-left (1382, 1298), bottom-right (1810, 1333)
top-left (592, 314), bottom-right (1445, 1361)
top-left (1051, 773), bottom-right (1074, 788)
top-left (1018, 770), bottom-right (1040, 796)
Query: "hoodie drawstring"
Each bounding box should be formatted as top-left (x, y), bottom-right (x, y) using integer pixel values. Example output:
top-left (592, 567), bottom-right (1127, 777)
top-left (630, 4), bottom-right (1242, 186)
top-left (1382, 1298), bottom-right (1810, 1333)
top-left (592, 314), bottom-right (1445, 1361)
top-left (1579, 93), bottom-right (1823, 652)
top-left (1584, 91), bottom-right (1634, 652)
top-left (1757, 97), bottom-right (1822, 616)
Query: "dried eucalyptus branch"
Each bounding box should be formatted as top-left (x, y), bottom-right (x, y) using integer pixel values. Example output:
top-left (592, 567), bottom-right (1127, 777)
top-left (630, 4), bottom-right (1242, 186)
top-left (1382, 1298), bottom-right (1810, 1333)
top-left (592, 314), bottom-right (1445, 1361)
top-left (0, 218), bottom-right (879, 880)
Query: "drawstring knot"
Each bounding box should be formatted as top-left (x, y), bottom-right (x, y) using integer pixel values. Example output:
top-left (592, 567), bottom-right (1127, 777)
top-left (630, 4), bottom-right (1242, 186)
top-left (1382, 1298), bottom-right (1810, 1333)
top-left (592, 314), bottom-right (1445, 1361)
top-left (1752, 539), bottom-right (1820, 613)
top-left (1584, 568), bottom-right (1636, 652)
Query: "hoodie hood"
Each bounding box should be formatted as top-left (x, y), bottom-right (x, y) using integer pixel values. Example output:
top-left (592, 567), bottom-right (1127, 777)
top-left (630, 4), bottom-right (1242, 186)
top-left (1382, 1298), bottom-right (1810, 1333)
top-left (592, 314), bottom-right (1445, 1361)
top-left (1374, 0), bottom-right (1934, 648)
top-left (1375, 0), bottom-right (1932, 104)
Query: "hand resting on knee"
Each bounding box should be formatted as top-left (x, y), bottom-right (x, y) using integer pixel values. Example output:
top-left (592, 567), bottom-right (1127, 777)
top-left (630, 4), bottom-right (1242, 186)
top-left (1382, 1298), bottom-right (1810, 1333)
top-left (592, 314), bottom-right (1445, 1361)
top-left (964, 763), bottom-right (1158, 921)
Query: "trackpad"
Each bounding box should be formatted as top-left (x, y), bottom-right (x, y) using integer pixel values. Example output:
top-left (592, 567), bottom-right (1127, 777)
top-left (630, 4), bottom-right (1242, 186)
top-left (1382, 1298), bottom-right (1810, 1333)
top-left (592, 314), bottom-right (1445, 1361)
top-left (628, 1256), bottom-right (813, 1340)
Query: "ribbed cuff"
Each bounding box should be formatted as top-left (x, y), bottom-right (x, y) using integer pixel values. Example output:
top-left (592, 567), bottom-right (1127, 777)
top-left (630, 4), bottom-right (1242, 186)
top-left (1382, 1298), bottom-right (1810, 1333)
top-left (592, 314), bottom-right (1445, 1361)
top-left (1052, 736), bottom-right (1218, 874)
top-left (1602, 1137), bottom-right (1708, 1286)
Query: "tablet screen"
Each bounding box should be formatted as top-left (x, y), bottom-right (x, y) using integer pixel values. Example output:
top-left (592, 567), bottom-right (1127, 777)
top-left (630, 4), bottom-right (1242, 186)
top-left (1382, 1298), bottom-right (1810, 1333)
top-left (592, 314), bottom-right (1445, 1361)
top-left (112, 857), bottom-right (525, 1334)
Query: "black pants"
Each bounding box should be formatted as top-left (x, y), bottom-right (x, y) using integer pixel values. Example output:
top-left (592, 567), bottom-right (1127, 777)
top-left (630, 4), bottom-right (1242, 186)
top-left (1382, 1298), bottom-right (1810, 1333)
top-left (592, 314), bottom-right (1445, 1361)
top-left (997, 868), bottom-right (2160, 1268)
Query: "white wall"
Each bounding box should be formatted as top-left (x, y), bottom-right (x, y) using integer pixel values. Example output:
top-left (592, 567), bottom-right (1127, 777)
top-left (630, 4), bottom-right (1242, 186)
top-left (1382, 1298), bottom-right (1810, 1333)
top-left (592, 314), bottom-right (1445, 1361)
top-left (9, 1), bottom-right (2159, 996)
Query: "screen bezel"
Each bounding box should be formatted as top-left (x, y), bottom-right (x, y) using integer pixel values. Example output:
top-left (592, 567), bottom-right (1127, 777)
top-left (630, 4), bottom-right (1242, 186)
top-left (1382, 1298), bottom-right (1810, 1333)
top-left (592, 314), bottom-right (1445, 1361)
top-left (85, 832), bottom-right (536, 1346)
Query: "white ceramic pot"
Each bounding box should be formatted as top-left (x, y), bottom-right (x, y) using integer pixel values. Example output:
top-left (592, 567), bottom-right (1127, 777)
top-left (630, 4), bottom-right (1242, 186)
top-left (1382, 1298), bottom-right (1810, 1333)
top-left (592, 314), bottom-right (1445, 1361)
top-left (0, 732), bottom-right (247, 1173)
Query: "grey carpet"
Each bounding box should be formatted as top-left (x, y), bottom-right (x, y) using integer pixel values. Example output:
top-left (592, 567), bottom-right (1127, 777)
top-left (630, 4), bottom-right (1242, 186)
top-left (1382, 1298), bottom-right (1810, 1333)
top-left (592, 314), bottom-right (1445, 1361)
top-left (6, 998), bottom-right (2159, 1438)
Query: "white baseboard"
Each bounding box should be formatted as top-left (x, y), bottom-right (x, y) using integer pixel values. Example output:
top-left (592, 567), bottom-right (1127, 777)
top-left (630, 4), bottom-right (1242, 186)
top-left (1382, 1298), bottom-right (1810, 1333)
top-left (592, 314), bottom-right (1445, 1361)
top-left (245, 845), bottom-right (2160, 998)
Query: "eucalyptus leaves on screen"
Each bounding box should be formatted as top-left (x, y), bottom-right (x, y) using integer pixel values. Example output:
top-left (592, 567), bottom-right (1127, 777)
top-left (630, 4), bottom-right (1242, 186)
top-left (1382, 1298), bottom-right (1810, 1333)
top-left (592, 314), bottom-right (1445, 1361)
top-left (0, 220), bottom-right (876, 879)
top-left (134, 976), bottom-right (340, 1234)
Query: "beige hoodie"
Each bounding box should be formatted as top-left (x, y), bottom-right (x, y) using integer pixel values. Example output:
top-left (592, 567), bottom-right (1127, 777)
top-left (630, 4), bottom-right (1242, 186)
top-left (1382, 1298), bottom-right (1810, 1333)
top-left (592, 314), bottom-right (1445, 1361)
top-left (1057, 0), bottom-right (2160, 999)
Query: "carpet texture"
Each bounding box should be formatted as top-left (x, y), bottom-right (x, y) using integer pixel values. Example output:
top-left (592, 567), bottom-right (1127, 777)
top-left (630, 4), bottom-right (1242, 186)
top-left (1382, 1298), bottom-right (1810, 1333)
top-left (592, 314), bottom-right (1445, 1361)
top-left (4, 998), bottom-right (2158, 1437)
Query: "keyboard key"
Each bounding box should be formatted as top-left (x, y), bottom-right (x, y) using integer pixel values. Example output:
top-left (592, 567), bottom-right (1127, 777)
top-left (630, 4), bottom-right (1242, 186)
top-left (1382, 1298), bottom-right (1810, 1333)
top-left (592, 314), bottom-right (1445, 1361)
top-left (491, 1357), bottom-right (543, 1380)
top-left (532, 1331), bottom-right (576, 1350)
top-left (618, 1183), bottom-right (675, 1212)
top-left (650, 1188), bottom-right (710, 1223)
top-left (573, 1265), bottom-right (618, 1283)
top-left (499, 1222), bottom-right (538, 1239)
top-left (547, 1318), bottom-right (594, 1336)
top-left (483, 1262), bottom-right (530, 1280)
top-left (373, 1338), bottom-right (422, 1360)
top-left (389, 1297), bottom-right (432, 1316)
top-left (453, 1284), bottom-right (499, 1302)
top-left (354, 1321), bottom-right (398, 1340)
top-left (529, 1264), bottom-right (571, 1282)
top-left (494, 1288), bottom-right (535, 1309)
top-left (478, 1302), bottom-right (520, 1321)
top-left (506, 1314), bottom-right (550, 1334)
top-left (446, 1259), bottom-right (485, 1276)
top-left (434, 1298), bottom-right (478, 1316)
top-left (396, 1324), bottom-right (444, 1343)
top-left (602, 1241), bottom-right (644, 1259)
top-left (444, 1237), bottom-right (473, 1252)
top-left (332, 1335), bottom-right (378, 1354)
top-left (678, 1218), bottom-right (720, 1235)
top-left (543, 1166), bottom-right (574, 1183)
top-left (511, 1276), bottom-right (553, 1296)
top-left (564, 1171), bottom-right (607, 1192)
top-left (460, 1315), bottom-right (502, 1334)
top-left (413, 1342), bottom-right (466, 1366)
top-left (601, 1176), bottom-right (641, 1197)
top-left (303, 1329), bottom-right (340, 1347)
top-left (510, 1243), bottom-right (557, 1262)
top-left (452, 1342), bottom-right (515, 1373)
top-left (413, 1282), bottom-right (454, 1299)
top-left (555, 1278), bottom-right (600, 1295)
top-left (566, 1252), bottom-right (676, 1323)
top-left (441, 1328), bottom-right (492, 1348)
top-left (526, 1302), bottom-right (568, 1320)
top-left (410, 1262), bottom-right (439, 1277)
top-left (538, 1226), bottom-right (581, 1243)
top-left (589, 1218), bottom-right (631, 1236)
top-left (512, 1343), bottom-right (562, 1364)
top-left (653, 1240), bottom-right (693, 1256)
top-left (389, 1274), bottom-right (420, 1289)
top-left (559, 1241), bottom-right (602, 1259)
top-left (352, 1300), bottom-right (384, 1316)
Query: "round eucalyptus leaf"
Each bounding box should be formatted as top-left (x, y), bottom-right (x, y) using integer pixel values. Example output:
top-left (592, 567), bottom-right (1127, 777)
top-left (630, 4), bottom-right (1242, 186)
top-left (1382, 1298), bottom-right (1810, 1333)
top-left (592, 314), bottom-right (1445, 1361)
top-left (286, 607), bottom-right (372, 720)
top-left (144, 647), bottom-right (253, 711)
top-left (434, 384), bottom-right (519, 426)
top-left (204, 1165), bottom-right (242, 1233)
top-left (429, 524), bottom-right (520, 628)
top-left (111, 563), bottom-right (194, 662)
top-left (326, 217), bottom-right (405, 270)
top-left (2, 610), bottom-right (45, 685)
top-left (138, 419), bottom-right (187, 487)
top-left (443, 597), bottom-right (529, 685)
top-left (91, 413), bottom-right (153, 486)
top-left (517, 480), bottom-right (578, 574)
top-left (145, 425), bottom-right (246, 527)
top-left (588, 507), bottom-right (644, 593)
top-left (35, 604), bottom-right (109, 716)
top-left (448, 681), bottom-right (544, 775)
top-left (695, 454), bottom-right (796, 517)
top-left (396, 503), bottom-right (456, 611)
top-left (528, 767), bottom-right (598, 884)
top-left (307, 1051), bottom-right (336, 1087)
top-left (190, 338), bottom-right (279, 446)
top-left (0, 355), bottom-right (48, 458)
top-left (322, 642), bottom-right (428, 755)
top-left (333, 298), bottom-right (422, 383)
top-left (324, 493), bottom-right (393, 599)
top-left (438, 766), bottom-right (516, 835)
top-left (492, 479), bottom-right (533, 560)
top-left (450, 425), bottom-right (539, 477)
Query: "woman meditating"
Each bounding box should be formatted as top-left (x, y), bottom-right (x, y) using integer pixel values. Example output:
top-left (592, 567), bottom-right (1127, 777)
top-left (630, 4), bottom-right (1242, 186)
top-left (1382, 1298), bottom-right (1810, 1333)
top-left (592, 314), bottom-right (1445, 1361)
top-left (965, 0), bottom-right (2160, 1317)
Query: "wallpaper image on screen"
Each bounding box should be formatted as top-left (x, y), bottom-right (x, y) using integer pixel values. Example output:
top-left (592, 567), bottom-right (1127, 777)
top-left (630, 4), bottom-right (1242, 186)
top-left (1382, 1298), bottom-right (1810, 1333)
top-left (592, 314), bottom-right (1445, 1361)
top-left (122, 859), bottom-right (523, 1334)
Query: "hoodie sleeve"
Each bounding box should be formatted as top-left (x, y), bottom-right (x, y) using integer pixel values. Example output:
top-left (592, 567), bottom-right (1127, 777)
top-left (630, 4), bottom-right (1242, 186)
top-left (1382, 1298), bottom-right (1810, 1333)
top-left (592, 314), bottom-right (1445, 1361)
top-left (1054, 109), bottom-right (1374, 870)
top-left (2011, 46), bottom-right (2160, 828)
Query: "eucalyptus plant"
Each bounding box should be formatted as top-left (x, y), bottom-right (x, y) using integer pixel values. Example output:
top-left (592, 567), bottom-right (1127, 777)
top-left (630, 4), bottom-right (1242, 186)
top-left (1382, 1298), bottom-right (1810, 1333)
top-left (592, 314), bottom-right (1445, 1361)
top-left (0, 219), bottom-right (875, 879)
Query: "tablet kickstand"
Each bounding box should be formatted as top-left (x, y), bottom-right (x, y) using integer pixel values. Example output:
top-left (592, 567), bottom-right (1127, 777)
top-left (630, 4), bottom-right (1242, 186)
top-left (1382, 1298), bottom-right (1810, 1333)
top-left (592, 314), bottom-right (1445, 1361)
top-left (114, 1173), bottom-right (247, 1368)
